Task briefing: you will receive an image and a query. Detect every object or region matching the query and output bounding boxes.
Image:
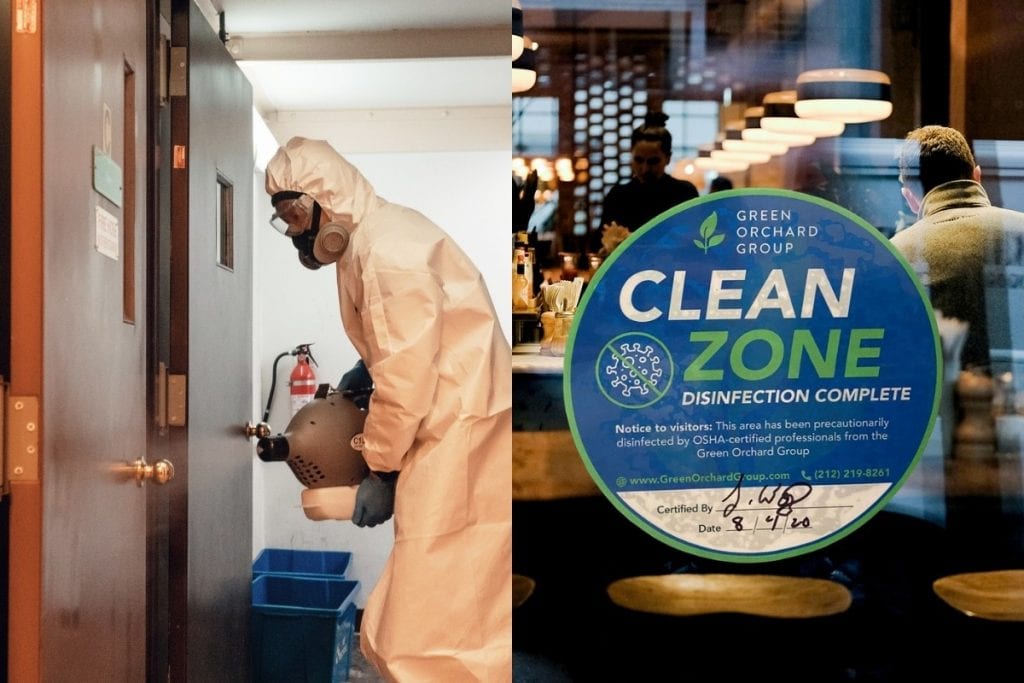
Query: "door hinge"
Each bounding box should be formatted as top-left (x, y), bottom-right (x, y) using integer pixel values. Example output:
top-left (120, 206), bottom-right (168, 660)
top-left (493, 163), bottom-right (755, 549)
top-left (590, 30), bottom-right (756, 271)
top-left (1, 380), bottom-right (40, 492)
top-left (155, 362), bottom-right (187, 429)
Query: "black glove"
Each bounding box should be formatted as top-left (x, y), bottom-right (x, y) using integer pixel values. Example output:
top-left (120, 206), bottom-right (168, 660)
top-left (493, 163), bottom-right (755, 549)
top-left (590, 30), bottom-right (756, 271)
top-left (338, 359), bottom-right (373, 409)
top-left (352, 471), bottom-right (397, 527)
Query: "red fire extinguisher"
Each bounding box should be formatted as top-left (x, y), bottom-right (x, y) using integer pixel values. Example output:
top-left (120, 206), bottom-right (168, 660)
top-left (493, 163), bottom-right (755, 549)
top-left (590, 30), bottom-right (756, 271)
top-left (289, 344), bottom-right (318, 416)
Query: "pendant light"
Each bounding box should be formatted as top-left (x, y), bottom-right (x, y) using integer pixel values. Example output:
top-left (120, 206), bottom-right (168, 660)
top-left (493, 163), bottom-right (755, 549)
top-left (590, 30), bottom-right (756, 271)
top-left (694, 147), bottom-right (749, 174)
top-left (713, 148), bottom-right (770, 165)
top-left (741, 106), bottom-right (816, 147)
top-left (795, 68), bottom-right (892, 124)
top-left (513, 1), bottom-right (524, 60)
top-left (512, 37), bottom-right (537, 93)
top-left (721, 123), bottom-right (788, 156)
top-left (760, 90), bottom-right (845, 137)
top-left (710, 136), bottom-right (770, 165)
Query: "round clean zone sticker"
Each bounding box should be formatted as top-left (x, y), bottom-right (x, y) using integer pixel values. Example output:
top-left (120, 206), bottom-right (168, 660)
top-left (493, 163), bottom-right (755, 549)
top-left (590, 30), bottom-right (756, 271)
top-left (565, 189), bottom-right (940, 563)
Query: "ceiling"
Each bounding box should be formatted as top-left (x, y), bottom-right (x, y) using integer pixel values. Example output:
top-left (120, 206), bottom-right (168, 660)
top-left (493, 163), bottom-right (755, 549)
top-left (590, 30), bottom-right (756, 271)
top-left (204, 0), bottom-right (511, 115)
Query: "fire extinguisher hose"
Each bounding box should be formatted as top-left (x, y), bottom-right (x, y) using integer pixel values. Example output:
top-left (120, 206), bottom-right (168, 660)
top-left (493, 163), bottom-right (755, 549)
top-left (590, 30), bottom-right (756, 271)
top-left (262, 350), bottom-right (293, 423)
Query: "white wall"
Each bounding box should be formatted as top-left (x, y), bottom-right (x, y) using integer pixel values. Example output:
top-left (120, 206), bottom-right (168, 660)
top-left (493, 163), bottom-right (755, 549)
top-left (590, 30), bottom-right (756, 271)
top-left (251, 106), bottom-right (510, 606)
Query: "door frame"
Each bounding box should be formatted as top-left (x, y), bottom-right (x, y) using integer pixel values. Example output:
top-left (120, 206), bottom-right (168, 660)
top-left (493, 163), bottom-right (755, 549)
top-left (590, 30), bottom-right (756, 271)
top-left (7, 0), bottom-right (44, 678)
top-left (146, 1), bottom-right (174, 679)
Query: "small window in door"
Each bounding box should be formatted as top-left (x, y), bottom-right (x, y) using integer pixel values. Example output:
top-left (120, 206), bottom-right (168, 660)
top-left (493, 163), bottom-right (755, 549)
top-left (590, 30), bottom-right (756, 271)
top-left (123, 60), bottom-right (136, 324)
top-left (216, 173), bottom-right (234, 270)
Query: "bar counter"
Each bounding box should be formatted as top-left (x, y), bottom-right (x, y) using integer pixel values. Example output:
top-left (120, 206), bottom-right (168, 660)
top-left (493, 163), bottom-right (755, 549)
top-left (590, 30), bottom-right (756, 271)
top-left (512, 350), bottom-right (598, 500)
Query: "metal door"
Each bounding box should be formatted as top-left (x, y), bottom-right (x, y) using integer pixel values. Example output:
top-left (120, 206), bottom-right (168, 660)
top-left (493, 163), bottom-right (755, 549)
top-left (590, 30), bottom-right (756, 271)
top-left (163, 0), bottom-right (254, 679)
top-left (9, 2), bottom-right (252, 678)
top-left (6, 0), bottom-right (153, 679)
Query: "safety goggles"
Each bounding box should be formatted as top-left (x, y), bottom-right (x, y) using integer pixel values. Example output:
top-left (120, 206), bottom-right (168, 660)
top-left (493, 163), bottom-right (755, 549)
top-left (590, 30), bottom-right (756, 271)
top-left (269, 193), bottom-right (314, 236)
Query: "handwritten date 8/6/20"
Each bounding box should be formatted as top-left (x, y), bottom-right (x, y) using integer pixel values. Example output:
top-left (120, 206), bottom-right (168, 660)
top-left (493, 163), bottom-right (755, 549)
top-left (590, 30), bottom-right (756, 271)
top-left (720, 474), bottom-right (812, 532)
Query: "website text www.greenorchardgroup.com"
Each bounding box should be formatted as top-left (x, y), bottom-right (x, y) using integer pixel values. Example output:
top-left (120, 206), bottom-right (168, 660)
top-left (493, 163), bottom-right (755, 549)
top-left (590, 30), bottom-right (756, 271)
top-left (624, 471), bottom-right (790, 486)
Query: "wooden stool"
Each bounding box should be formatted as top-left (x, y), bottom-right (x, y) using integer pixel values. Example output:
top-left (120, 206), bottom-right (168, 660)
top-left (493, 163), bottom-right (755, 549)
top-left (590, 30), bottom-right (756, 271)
top-left (607, 573), bottom-right (853, 618)
top-left (513, 573), bottom-right (537, 609)
top-left (933, 570), bottom-right (1024, 621)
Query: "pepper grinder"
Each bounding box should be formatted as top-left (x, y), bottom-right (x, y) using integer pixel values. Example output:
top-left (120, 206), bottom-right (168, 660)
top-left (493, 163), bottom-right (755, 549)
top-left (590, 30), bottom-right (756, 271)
top-left (954, 369), bottom-right (996, 460)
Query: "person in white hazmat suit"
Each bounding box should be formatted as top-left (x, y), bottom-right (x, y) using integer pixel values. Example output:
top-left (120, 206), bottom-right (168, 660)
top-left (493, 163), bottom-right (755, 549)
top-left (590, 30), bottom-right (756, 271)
top-left (264, 137), bottom-right (512, 681)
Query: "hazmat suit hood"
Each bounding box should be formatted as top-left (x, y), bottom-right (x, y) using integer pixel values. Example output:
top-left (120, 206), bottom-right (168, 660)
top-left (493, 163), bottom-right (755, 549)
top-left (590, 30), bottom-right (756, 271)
top-left (265, 136), bottom-right (385, 229)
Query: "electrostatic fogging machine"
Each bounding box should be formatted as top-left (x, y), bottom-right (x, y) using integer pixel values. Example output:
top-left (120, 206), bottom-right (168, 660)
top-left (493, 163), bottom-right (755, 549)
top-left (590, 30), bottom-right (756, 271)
top-left (257, 390), bottom-right (369, 520)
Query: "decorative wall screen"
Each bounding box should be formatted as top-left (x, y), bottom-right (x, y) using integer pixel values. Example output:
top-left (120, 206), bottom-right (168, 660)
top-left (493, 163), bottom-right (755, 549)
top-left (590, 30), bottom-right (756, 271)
top-left (572, 49), bottom-right (652, 237)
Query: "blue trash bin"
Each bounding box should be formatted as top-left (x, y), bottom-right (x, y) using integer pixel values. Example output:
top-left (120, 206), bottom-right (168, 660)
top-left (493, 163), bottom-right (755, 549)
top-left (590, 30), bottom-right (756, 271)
top-left (253, 548), bottom-right (352, 580)
top-left (251, 574), bottom-right (359, 682)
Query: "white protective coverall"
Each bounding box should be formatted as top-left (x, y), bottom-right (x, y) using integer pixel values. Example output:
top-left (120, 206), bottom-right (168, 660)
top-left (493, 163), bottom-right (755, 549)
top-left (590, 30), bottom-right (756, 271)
top-left (265, 137), bottom-right (512, 682)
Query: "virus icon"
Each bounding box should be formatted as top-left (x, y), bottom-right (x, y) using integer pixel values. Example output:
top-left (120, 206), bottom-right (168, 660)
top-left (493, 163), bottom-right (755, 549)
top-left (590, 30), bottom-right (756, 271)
top-left (605, 341), bottom-right (665, 398)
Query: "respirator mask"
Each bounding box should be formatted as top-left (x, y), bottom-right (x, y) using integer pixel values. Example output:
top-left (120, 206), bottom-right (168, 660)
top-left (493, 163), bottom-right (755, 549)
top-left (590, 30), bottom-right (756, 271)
top-left (270, 191), bottom-right (351, 270)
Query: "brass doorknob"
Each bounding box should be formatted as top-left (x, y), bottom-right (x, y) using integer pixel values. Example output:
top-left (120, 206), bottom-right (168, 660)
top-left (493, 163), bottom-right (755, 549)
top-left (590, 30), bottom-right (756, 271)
top-left (244, 421), bottom-right (271, 439)
top-left (132, 458), bottom-right (175, 486)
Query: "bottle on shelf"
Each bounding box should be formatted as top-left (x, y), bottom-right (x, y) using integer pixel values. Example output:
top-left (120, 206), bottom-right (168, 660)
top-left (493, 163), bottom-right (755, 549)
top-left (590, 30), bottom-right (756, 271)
top-left (513, 253), bottom-right (533, 312)
top-left (514, 231), bottom-right (534, 299)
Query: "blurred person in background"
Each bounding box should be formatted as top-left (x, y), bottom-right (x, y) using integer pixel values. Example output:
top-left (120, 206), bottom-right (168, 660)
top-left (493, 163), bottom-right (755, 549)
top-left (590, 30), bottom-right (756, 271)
top-left (708, 175), bottom-right (734, 193)
top-left (892, 124), bottom-right (1024, 371)
top-left (591, 111), bottom-right (698, 253)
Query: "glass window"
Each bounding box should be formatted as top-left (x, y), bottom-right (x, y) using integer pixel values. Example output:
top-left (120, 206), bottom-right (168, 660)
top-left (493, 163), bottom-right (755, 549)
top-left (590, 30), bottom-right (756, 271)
top-left (663, 99), bottom-right (719, 161)
top-left (513, 3), bottom-right (1024, 681)
top-left (513, 96), bottom-right (558, 158)
top-left (216, 174), bottom-right (234, 270)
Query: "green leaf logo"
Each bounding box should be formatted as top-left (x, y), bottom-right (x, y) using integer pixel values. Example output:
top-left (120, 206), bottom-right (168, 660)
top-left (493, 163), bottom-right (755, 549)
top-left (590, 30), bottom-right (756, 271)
top-left (694, 211), bottom-right (725, 254)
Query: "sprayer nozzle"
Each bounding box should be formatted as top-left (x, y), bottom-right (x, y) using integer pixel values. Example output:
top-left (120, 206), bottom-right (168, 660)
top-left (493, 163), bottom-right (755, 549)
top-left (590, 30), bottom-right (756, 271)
top-left (256, 435), bottom-right (290, 462)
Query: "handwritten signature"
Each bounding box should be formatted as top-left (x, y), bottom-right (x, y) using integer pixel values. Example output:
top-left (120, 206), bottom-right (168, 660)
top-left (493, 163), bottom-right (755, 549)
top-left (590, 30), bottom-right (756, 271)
top-left (720, 473), bottom-right (813, 532)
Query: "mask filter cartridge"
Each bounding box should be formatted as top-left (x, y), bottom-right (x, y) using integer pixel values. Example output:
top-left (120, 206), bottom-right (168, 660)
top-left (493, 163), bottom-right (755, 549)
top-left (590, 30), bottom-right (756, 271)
top-left (313, 222), bottom-right (350, 264)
